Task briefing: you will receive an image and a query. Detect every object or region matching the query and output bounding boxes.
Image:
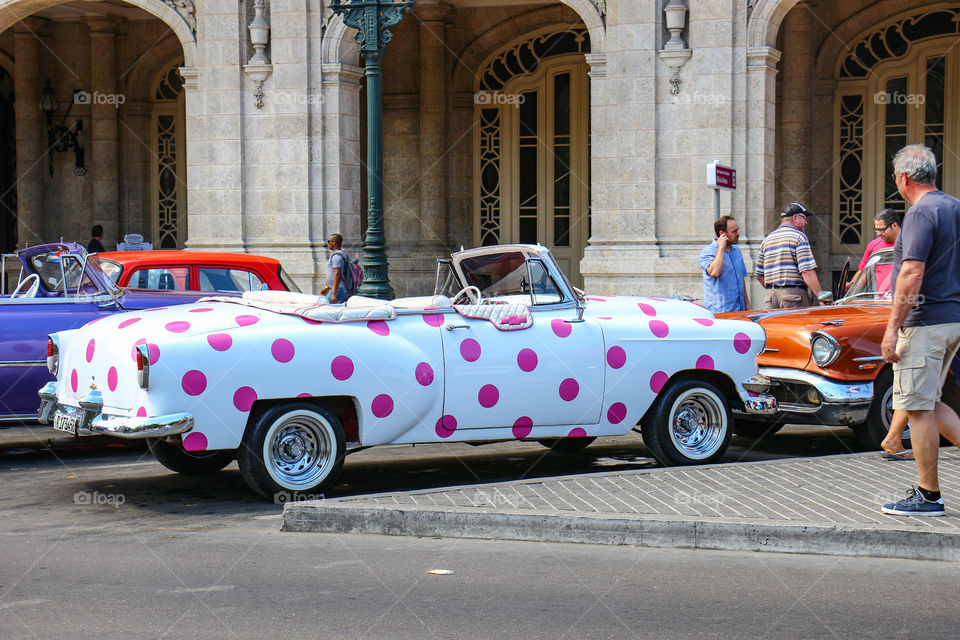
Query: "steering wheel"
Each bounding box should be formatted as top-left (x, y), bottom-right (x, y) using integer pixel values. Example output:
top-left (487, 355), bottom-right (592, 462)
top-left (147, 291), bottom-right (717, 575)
top-left (11, 274), bottom-right (40, 298)
top-left (451, 285), bottom-right (481, 305)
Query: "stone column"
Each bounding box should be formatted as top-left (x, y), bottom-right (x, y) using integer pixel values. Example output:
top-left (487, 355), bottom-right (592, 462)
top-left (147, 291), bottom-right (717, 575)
top-left (777, 6), bottom-right (812, 209)
top-left (416, 2), bottom-right (451, 248)
top-left (85, 17), bottom-right (121, 246)
top-left (12, 18), bottom-right (47, 247)
top-left (118, 100), bottom-right (152, 239)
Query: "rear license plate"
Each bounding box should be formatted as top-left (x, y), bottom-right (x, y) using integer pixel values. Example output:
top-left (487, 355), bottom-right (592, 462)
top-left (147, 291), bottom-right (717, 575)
top-left (53, 412), bottom-right (79, 435)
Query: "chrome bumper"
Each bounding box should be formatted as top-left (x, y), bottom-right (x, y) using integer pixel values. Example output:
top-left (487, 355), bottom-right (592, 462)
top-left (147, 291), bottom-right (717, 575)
top-left (739, 375), bottom-right (778, 416)
top-left (757, 366), bottom-right (873, 426)
top-left (38, 382), bottom-right (193, 439)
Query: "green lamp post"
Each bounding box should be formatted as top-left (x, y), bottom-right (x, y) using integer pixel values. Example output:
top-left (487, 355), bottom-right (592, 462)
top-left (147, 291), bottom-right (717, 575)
top-left (330, 0), bottom-right (416, 300)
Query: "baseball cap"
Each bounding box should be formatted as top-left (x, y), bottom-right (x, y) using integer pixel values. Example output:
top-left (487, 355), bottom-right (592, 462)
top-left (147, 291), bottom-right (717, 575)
top-left (781, 202), bottom-right (810, 217)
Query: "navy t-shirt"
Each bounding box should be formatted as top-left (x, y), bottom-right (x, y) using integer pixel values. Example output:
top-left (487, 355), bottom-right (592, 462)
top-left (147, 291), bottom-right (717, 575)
top-left (892, 190), bottom-right (960, 326)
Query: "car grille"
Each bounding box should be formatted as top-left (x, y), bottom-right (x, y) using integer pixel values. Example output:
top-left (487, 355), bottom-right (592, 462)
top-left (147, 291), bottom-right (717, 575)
top-left (770, 381), bottom-right (820, 413)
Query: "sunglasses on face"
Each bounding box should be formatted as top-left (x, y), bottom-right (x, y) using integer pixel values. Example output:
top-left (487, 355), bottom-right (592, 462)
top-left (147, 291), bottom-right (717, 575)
top-left (875, 225), bottom-right (890, 234)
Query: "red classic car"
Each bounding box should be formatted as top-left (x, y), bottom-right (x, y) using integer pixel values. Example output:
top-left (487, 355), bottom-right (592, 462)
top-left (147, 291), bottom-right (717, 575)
top-left (719, 248), bottom-right (960, 449)
top-left (95, 250), bottom-right (300, 294)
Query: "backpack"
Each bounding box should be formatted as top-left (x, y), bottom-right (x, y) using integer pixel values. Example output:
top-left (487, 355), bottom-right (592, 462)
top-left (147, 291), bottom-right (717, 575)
top-left (335, 250), bottom-right (363, 294)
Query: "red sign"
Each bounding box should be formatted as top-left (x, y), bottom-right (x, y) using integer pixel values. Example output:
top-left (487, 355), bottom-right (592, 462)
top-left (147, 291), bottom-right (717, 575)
top-left (707, 162), bottom-right (736, 190)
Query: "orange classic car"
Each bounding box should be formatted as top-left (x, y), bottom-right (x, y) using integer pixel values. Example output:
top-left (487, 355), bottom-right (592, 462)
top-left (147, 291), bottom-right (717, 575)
top-left (719, 248), bottom-right (960, 449)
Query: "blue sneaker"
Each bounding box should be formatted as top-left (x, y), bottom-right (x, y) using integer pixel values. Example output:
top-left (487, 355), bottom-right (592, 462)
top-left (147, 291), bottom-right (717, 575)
top-left (882, 487), bottom-right (945, 516)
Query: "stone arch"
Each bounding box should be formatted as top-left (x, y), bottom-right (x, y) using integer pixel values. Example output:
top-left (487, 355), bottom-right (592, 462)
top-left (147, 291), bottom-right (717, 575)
top-left (0, 0), bottom-right (197, 67)
top-left (747, 0), bottom-right (801, 48)
top-left (321, 13), bottom-right (360, 66)
top-left (122, 35), bottom-right (185, 103)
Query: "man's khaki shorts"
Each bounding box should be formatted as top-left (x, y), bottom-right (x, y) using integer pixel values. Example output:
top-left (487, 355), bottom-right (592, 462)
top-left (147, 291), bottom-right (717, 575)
top-left (764, 287), bottom-right (812, 309)
top-left (892, 323), bottom-right (960, 411)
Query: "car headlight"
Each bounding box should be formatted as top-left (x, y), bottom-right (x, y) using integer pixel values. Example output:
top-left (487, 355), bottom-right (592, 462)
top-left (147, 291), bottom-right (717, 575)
top-left (810, 331), bottom-right (841, 367)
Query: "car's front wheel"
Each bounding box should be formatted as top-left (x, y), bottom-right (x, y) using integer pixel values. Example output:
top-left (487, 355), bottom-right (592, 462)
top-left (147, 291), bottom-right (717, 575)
top-left (238, 403), bottom-right (346, 500)
top-left (147, 438), bottom-right (234, 475)
top-left (640, 378), bottom-right (731, 466)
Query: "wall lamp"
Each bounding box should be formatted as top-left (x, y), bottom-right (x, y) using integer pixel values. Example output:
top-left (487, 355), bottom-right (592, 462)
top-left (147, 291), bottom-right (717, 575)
top-left (39, 78), bottom-right (85, 177)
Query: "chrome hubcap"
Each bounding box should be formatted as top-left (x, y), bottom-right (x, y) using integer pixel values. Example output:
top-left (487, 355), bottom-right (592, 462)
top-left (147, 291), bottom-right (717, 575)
top-left (265, 412), bottom-right (334, 490)
top-left (669, 390), bottom-right (725, 459)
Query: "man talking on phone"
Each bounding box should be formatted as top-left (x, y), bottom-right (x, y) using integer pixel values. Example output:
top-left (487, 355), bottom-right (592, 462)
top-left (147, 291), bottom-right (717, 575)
top-left (699, 215), bottom-right (750, 313)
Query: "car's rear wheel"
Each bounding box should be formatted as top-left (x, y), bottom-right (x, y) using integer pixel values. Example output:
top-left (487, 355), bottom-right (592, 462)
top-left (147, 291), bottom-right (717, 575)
top-left (536, 436), bottom-right (597, 453)
top-left (238, 403), bottom-right (345, 500)
top-left (641, 379), bottom-right (731, 466)
top-left (147, 438), bottom-right (234, 475)
top-left (854, 368), bottom-right (893, 450)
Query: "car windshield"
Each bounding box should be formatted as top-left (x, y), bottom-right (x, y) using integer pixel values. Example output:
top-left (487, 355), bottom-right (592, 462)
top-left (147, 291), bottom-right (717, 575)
top-left (840, 249), bottom-right (893, 302)
top-left (94, 257), bottom-right (124, 284)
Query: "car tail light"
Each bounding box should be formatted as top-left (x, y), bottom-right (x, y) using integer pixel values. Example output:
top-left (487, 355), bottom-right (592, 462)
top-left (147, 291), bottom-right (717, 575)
top-left (135, 343), bottom-right (150, 389)
top-left (46, 335), bottom-right (60, 376)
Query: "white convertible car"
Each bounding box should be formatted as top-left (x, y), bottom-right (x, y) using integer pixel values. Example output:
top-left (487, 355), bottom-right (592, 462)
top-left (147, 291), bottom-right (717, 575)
top-left (39, 245), bottom-right (775, 500)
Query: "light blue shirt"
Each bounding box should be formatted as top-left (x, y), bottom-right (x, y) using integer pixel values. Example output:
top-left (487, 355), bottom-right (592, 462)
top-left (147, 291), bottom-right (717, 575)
top-left (699, 240), bottom-right (747, 313)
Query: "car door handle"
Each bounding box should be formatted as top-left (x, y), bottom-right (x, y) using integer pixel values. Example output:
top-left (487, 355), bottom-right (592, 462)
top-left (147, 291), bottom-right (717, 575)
top-left (445, 323), bottom-right (470, 331)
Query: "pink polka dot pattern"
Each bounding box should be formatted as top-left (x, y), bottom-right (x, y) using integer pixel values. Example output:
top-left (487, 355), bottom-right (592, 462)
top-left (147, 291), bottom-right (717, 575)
top-left (207, 333), bottom-right (233, 351)
top-left (435, 415), bottom-right (457, 438)
top-left (301, 317), bottom-right (324, 325)
top-left (694, 318), bottom-right (714, 326)
top-left (235, 315), bottom-right (259, 326)
top-left (422, 313), bottom-right (444, 327)
top-left (147, 343), bottom-right (160, 365)
top-left (517, 348), bottom-right (538, 372)
top-left (331, 356), bottom-right (354, 381)
top-left (607, 402), bottom-right (628, 424)
top-left (107, 367), bottom-right (118, 391)
top-left (696, 355), bottom-right (715, 370)
top-left (460, 338), bottom-right (481, 362)
top-left (649, 320), bottom-right (669, 338)
top-left (371, 394), bottom-right (394, 418)
top-left (415, 362), bottom-right (434, 386)
top-left (136, 406), bottom-right (147, 417)
top-left (189, 307), bottom-right (214, 313)
top-left (478, 384), bottom-right (499, 408)
top-left (181, 370), bottom-right (207, 396)
top-left (597, 316), bottom-right (613, 320)
top-left (650, 371), bottom-right (668, 393)
top-left (165, 321), bottom-right (191, 333)
top-left (638, 302), bottom-right (657, 316)
top-left (512, 416), bottom-right (533, 439)
top-left (734, 332), bottom-right (752, 354)
top-left (118, 317), bottom-right (141, 329)
top-left (586, 297), bottom-right (606, 302)
top-left (606, 346), bottom-right (626, 369)
top-left (70, 369), bottom-right (78, 393)
top-left (297, 393), bottom-right (312, 398)
top-left (183, 432), bottom-right (208, 452)
top-left (130, 339), bottom-right (144, 362)
top-left (271, 338), bottom-right (295, 363)
top-left (368, 320), bottom-right (390, 336)
top-left (568, 427), bottom-right (588, 438)
top-left (559, 378), bottom-right (579, 401)
top-left (551, 318), bottom-right (572, 338)
top-left (233, 386), bottom-right (257, 412)
top-left (85, 339), bottom-right (95, 363)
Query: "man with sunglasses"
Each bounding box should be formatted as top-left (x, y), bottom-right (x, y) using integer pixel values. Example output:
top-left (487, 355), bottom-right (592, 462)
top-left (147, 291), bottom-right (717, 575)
top-left (754, 202), bottom-right (824, 308)
top-left (849, 208), bottom-right (900, 291)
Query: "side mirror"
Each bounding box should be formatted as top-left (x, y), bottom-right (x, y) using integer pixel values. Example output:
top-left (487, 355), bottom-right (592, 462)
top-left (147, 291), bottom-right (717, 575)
top-left (817, 290), bottom-right (834, 304)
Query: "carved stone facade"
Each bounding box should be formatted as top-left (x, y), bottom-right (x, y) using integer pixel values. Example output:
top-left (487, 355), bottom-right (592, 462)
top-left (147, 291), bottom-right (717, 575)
top-left (0, 0), bottom-right (952, 298)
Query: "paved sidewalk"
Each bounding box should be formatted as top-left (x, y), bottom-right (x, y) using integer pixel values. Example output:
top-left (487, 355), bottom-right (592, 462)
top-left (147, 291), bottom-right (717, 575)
top-left (284, 449), bottom-right (960, 562)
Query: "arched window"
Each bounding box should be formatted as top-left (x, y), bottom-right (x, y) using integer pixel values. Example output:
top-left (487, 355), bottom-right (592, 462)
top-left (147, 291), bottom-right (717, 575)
top-left (151, 63), bottom-right (186, 249)
top-left (474, 26), bottom-right (591, 284)
top-left (833, 8), bottom-right (959, 253)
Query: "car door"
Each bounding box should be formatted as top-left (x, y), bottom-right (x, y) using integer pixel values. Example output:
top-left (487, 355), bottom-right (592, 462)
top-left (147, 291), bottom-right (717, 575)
top-left (440, 305), bottom-right (605, 430)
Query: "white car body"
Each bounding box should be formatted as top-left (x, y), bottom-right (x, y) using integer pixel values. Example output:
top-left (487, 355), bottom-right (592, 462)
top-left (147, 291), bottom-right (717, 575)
top-left (40, 245), bottom-right (775, 499)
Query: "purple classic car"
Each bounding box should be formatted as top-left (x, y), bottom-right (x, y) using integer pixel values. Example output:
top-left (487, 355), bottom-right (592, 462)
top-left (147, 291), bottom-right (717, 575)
top-left (1, 243), bottom-right (216, 423)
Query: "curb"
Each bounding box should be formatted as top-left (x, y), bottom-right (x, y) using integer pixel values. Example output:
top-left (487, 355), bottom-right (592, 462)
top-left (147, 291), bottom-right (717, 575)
top-left (282, 502), bottom-right (960, 562)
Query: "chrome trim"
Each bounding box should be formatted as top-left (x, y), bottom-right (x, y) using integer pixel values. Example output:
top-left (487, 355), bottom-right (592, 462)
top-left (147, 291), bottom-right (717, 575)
top-left (37, 381), bottom-right (58, 423)
top-left (852, 355), bottom-right (886, 362)
top-left (743, 395), bottom-right (777, 415)
top-left (741, 374), bottom-right (772, 394)
top-left (759, 366), bottom-right (874, 404)
top-left (810, 330), bottom-right (841, 367)
top-left (0, 360), bottom-right (46, 368)
top-left (761, 348), bottom-right (779, 353)
top-left (47, 403), bottom-right (194, 439)
top-left (136, 343), bottom-right (150, 389)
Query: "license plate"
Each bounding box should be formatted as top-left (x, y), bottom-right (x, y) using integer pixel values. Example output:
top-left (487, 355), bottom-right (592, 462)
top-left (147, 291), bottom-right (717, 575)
top-left (53, 412), bottom-right (79, 435)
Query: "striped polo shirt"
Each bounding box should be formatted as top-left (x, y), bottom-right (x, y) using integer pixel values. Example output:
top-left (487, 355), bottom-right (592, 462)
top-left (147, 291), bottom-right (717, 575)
top-left (754, 223), bottom-right (817, 287)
